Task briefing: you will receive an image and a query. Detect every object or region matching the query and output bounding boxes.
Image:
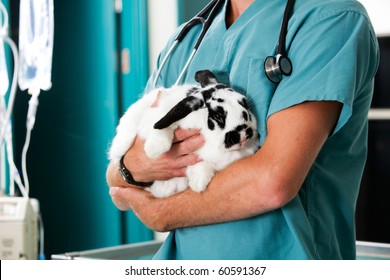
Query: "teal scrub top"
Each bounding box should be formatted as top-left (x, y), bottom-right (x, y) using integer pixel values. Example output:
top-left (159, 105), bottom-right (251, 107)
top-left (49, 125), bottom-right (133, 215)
top-left (144, 0), bottom-right (380, 259)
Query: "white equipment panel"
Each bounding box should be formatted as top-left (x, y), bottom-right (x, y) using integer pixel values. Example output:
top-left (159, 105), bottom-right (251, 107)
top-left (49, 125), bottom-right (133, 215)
top-left (0, 197), bottom-right (38, 259)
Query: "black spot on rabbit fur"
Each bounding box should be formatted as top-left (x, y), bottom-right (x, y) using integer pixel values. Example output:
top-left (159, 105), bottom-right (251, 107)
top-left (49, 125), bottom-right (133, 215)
top-left (201, 87), bottom-right (216, 101)
top-left (186, 87), bottom-right (199, 96)
top-left (238, 98), bottom-right (248, 109)
top-left (246, 128), bottom-right (254, 139)
top-left (207, 105), bottom-right (227, 130)
top-left (242, 111), bottom-right (248, 121)
top-left (224, 130), bottom-right (240, 148)
top-left (224, 124), bottom-right (255, 149)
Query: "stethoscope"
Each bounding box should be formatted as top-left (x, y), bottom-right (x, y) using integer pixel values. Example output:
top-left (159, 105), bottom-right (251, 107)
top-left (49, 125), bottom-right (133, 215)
top-left (153, 0), bottom-right (295, 87)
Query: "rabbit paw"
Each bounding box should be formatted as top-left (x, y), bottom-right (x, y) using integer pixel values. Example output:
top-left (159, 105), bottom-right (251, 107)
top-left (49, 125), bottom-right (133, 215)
top-left (150, 178), bottom-right (188, 198)
top-left (187, 163), bottom-right (215, 193)
top-left (144, 130), bottom-right (173, 159)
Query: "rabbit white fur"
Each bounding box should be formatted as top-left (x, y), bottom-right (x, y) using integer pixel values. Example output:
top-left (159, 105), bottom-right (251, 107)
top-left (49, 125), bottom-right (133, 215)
top-left (109, 70), bottom-right (259, 197)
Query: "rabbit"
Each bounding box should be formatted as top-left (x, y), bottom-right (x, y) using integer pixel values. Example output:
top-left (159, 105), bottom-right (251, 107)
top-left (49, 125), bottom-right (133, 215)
top-left (108, 70), bottom-right (260, 197)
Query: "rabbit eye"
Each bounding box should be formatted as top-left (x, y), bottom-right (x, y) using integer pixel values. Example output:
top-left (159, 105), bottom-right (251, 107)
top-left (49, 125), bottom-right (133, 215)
top-left (211, 96), bottom-right (224, 103)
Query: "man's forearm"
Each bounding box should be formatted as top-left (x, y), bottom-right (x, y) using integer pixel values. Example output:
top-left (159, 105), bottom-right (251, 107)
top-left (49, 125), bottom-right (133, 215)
top-left (152, 154), bottom-right (278, 231)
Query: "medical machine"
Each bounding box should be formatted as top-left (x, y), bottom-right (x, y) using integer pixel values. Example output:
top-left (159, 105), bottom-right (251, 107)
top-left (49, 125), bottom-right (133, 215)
top-left (0, 197), bottom-right (39, 259)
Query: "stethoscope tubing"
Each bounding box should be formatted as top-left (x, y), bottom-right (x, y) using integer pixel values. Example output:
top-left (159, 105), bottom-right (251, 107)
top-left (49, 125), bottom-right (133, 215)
top-left (152, 40), bottom-right (179, 87)
top-left (153, 0), bottom-right (224, 88)
top-left (152, 0), bottom-right (294, 88)
top-left (175, 49), bottom-right (197, 86)
top-left (277, 0), bottom-right (295, 55)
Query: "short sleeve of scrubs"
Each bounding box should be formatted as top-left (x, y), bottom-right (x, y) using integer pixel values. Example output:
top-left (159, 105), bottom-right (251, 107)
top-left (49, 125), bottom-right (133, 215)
top-left (268, 2), bottom-right (379, 134)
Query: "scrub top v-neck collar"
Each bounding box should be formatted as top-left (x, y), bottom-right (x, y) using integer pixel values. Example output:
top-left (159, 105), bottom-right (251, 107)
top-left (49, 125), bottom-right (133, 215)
top-left (222, 0), bottom-right (259, 32)
top-left (203, 0), bottom-right (264, 40)
top-left (187, 0), bottom-right (266, 81)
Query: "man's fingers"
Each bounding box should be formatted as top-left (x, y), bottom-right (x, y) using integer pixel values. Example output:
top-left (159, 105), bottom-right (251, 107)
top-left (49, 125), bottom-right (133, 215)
top-left (109, 186), bottom-right (152, 211)
top-left (109, 187), bottom-right (132, 211)
top-left (170, 133), bottom-right (205, 157)
top-left (173, 128), bottom-right (201, 143)
top-left (169, 154), bottom-right (202, 176)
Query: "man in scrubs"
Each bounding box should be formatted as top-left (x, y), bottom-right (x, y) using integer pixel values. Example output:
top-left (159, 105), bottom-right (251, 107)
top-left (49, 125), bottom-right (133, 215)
top-left (106, 0), bottom-right (379, 259)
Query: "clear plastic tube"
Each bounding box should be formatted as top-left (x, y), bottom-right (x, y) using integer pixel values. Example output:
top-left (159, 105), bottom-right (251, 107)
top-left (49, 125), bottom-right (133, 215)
top-left (19, 0), bottom-right (54, 197)
top-left (0, 36), bottom-right (19, 156)
top-left (18, 0), bottom-right (54, 91)
top-left (0, 2), bottom-right (9, 96)
top-left (0, 4), bottom-right (7, 192)
top-left (0, 98), bottom-right (5, 194)
top-left (0, 1), bottom-right (8, 32)
top-left (0, 1), bottom-right (28, 198)
top-left (0, 39), bottom-right (8, 96)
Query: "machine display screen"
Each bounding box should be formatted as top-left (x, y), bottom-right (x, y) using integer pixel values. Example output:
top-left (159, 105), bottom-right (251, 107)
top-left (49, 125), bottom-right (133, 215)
top-left (0, 202), bottom-right (18, 218)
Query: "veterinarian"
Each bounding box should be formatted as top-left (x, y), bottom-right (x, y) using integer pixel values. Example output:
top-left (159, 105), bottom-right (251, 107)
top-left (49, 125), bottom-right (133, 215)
top-left (106, 0), bottom-right (379, 259)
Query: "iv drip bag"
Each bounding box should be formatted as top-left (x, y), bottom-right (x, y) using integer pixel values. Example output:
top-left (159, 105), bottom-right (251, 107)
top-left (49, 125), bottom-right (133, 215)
top-left (18, 0), bottom-right (54, 91)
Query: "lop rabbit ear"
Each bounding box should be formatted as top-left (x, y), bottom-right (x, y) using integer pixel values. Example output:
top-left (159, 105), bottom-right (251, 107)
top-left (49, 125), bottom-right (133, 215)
top-left (195, 70), bottom-right (218, 87)
top-left (154, 96), bottom-right (204, 129)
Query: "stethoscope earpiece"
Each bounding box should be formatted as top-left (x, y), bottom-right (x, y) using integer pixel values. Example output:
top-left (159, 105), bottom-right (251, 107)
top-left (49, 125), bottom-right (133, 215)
top-left (264, 54), bottom-right (293, 84)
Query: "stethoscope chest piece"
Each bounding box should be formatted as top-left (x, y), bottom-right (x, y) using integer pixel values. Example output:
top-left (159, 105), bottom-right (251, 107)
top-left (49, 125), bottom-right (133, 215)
top-left (264, 0), bottom-right (295, 84)
top-left (264, 54), bottom-right (292, 84)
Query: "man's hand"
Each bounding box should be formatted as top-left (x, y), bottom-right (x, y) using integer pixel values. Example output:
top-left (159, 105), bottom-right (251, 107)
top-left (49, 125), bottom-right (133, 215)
top-left (109, 186), bottom-right (168, 231)
top-left (125, 128), bottom-right (204, 182)
top-left (106, 128), bottom-right (204, 204)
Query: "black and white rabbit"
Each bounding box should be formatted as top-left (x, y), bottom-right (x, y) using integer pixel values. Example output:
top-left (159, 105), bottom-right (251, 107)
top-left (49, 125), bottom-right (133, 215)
top-left (108, 70), bottom-right (259, 197)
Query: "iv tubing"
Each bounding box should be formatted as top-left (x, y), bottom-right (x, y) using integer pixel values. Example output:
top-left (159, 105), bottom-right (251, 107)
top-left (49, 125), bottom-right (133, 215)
top-left (21, 120), bottom-right (32, 195)
top-left (0, 36), bottom-right (19, 147)
top-left (21, 88), bottom-right (40, 196)
top-left (0, 98), bottom-right (6, 193)
top-left (0, 1), bottom-right (28, 197)
top-left (0, 2), bottom-right (8, 32)
top-left (4, 120), bottom-right (15, 195)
